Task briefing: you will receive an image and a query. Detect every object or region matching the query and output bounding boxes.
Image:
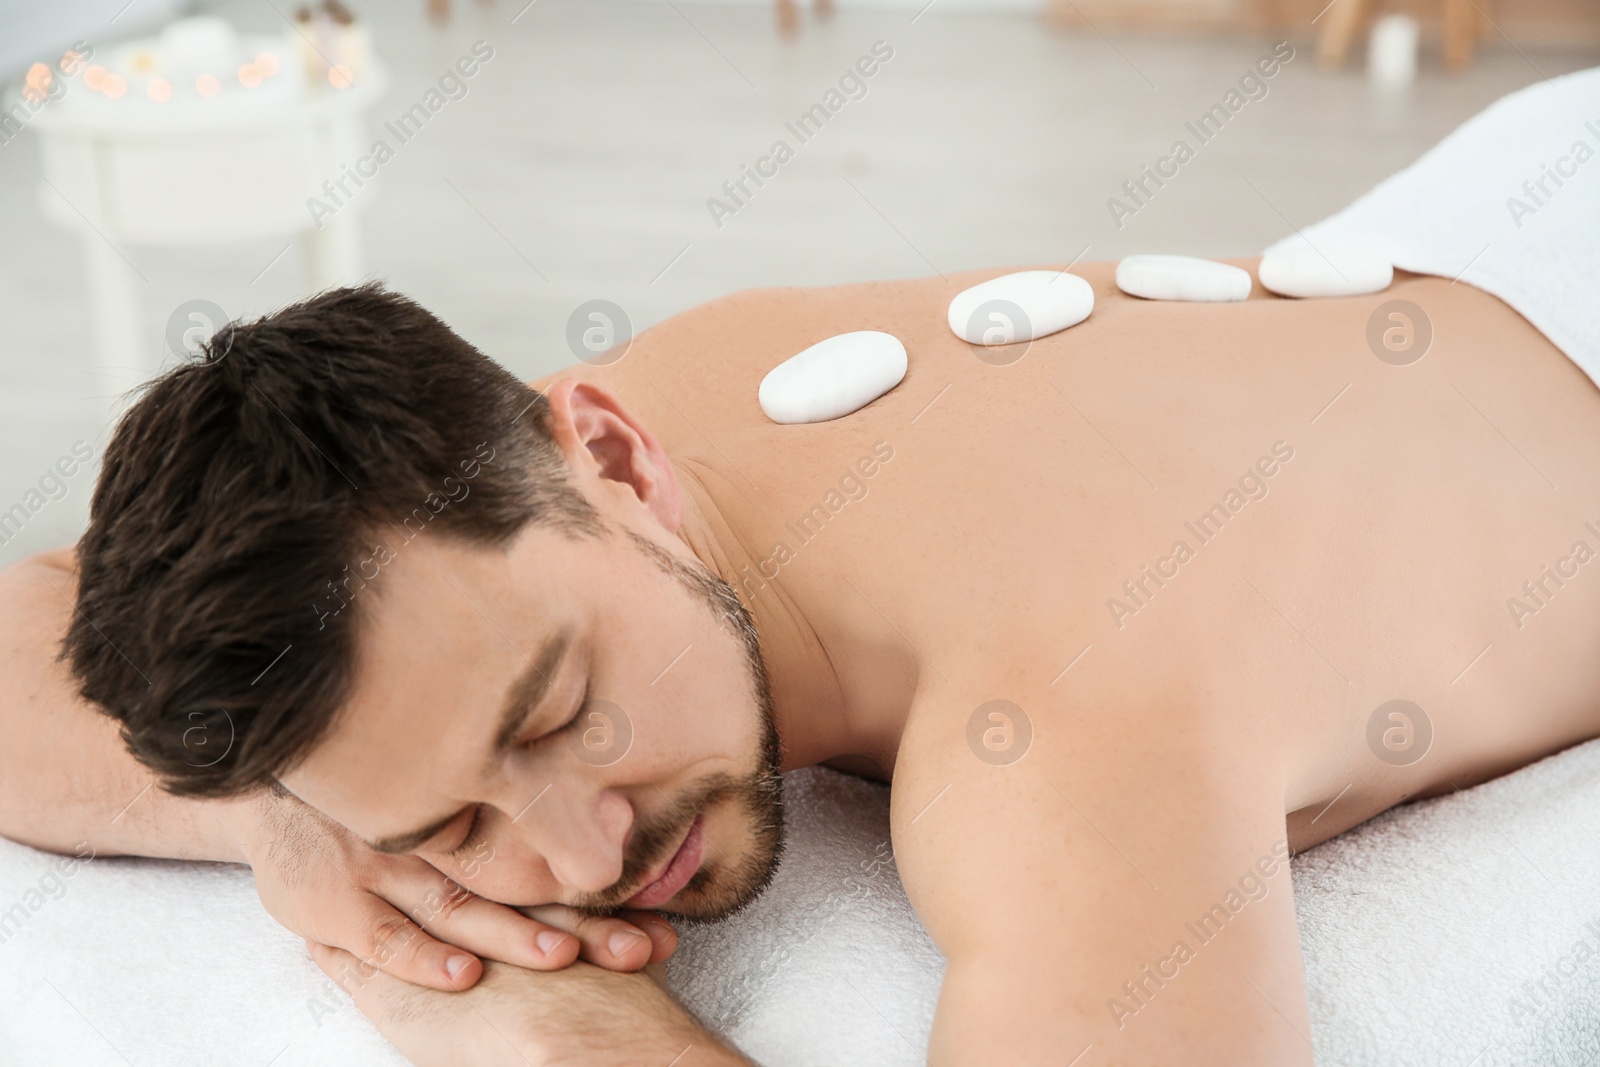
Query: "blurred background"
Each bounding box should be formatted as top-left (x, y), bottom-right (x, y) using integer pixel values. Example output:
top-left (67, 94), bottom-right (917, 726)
top-left (1, 0), bottom-right (1596, 568)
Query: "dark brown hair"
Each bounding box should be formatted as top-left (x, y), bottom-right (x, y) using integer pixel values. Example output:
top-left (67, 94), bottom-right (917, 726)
top-left (61, 284), bottom-right (604, 798)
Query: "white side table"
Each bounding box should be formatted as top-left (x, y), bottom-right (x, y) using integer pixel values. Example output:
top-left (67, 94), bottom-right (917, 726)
top-left (18, 25), bottom-right (387, 403)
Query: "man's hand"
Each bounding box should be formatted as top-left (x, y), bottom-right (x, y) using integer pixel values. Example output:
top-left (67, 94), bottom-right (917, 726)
top-left (308, 941), bottom-right (754, 1067)
top-left (230, 787), bottom-right (677, 992)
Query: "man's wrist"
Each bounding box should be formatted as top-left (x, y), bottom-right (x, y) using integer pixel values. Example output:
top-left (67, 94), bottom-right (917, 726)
top-left (211, 783), bottom-right (286, 866)
top-left (542, 1026), bottom-right (754, 1067)
top-left (528, 965), bottom-right (755, 1067)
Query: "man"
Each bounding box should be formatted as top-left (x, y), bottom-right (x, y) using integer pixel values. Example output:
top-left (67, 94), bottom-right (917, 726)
top-left (3, 260), bottom-right (1600, 1065)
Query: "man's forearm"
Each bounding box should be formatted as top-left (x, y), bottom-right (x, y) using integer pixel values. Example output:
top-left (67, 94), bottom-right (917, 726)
top-left (322, 948), bottom-right (757, 1067)
top-left (0, 550), bottom-right (257, 862)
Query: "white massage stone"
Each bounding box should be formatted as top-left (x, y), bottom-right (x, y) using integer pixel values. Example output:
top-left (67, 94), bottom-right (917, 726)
top-left (1115, 255), bottom-right (1252, 302)
top-left (758, 330), bottom-right (908, 424)
top-left (946, 270), bottom-right (1094, 345)
top-left (1257, 244), bottom-right (1393, 298)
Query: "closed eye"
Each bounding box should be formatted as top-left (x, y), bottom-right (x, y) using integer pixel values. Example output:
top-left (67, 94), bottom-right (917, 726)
top-left (443, 806), bottom-right (485, 859)
top-left (538, 692), bottom-right (591, 748)
top-left (440, 696), bottom-right (592, 858)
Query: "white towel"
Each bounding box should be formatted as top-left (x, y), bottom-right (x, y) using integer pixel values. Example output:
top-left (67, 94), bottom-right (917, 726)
top-left (0, 843), bottom-right (408, 1066)
top-left (1292, 739), bottom-right (1600, 1066)
top-left (1265, 66), bottom-right (1600, 388)
top-left (5, 740), bottom-right (1600, 1066)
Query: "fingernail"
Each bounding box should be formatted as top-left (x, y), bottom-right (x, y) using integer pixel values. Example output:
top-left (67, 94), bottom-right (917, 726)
top-left (536, 930), bottom-right (568, 955)
top-left (609, 930), bottom-right (645, 958)
top-left (640, 921), bottom-right (674, 948)
top-left (445, 954), bottom-right (472, 980)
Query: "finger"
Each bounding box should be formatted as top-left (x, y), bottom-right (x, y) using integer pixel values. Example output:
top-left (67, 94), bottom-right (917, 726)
top-left (383, 873), bottom-right (583, 972)
top-left (346, 896), bottom-right (486, 992)
top-left (617, 909), bottom-right (679, 964)
top-left (518, 903), bottom-right (658, 971)
top-left (307, 939), bottom-right (425, 1019)
top-left (307, 940), bottom-right (461, 1053)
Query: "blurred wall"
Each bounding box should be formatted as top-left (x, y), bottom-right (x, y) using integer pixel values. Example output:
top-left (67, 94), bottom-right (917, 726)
top-left (0, 0), bottom-right (192, 79)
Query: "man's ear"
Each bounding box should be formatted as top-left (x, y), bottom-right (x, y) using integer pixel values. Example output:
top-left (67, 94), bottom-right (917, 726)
top-left (542, 378), bottom-right (683, 532)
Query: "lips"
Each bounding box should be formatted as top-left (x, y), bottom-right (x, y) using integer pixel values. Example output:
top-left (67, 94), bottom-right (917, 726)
top-left (621, 813), bottom-right (705, 909)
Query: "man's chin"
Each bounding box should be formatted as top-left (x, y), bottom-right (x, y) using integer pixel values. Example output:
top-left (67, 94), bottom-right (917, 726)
top-left (659, 873), bottom-right (768, 927)
top-left (660, 828), bottom-right (785, 926)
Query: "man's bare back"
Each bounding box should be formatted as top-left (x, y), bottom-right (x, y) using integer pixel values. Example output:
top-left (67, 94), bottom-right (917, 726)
top-left (535, 259), bottom-right (1600, 1062)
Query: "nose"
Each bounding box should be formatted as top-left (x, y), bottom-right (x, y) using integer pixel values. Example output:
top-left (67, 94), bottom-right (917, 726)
top-left (498, 778), bottom-right (635, 896)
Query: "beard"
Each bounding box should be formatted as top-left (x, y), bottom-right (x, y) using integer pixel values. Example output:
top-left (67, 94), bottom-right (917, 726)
top-left (566, 526), bottom-right (787, 924)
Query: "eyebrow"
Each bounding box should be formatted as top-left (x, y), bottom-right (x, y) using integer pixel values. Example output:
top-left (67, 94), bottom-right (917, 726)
top-left (366, 627), bottom-right (572, 855)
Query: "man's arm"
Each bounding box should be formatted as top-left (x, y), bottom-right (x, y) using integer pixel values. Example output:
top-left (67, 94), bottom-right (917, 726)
top-left (892, 682), bottom-right (1313, 1066)
top-left (309, 943), bottom-right (756, 1067)
top-left (0, 547), bottom-right (258, 860)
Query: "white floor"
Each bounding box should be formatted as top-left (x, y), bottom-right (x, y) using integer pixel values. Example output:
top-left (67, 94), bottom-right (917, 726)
top-left (1, 0), bottom-right (1594, 567)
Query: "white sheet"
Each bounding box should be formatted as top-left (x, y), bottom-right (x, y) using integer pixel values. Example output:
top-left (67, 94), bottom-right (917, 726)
top-left (5, 738), bottom-right (1600, 1065)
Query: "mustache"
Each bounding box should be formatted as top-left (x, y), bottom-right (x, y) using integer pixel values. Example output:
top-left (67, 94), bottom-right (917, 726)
top-left (569, 771), bottom-right (746, 915)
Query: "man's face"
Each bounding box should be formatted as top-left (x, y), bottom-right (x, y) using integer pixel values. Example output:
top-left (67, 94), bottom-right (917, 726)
top-left (281, 511), bottom-right (786, 924)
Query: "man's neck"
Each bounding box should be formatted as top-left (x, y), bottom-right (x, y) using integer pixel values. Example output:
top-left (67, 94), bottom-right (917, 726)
top-left (669, 457), bottom-right (905, 780)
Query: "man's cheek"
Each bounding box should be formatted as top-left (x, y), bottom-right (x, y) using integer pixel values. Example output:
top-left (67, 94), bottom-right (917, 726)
top-left (461, 841), bottom-right (496, 878)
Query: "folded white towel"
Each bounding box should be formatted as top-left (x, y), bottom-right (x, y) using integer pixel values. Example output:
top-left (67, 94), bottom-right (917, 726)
top-left (1264, 66), bottom-right (1600, 387)
top-left (5, 738), bottom-right (1600, 1065)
